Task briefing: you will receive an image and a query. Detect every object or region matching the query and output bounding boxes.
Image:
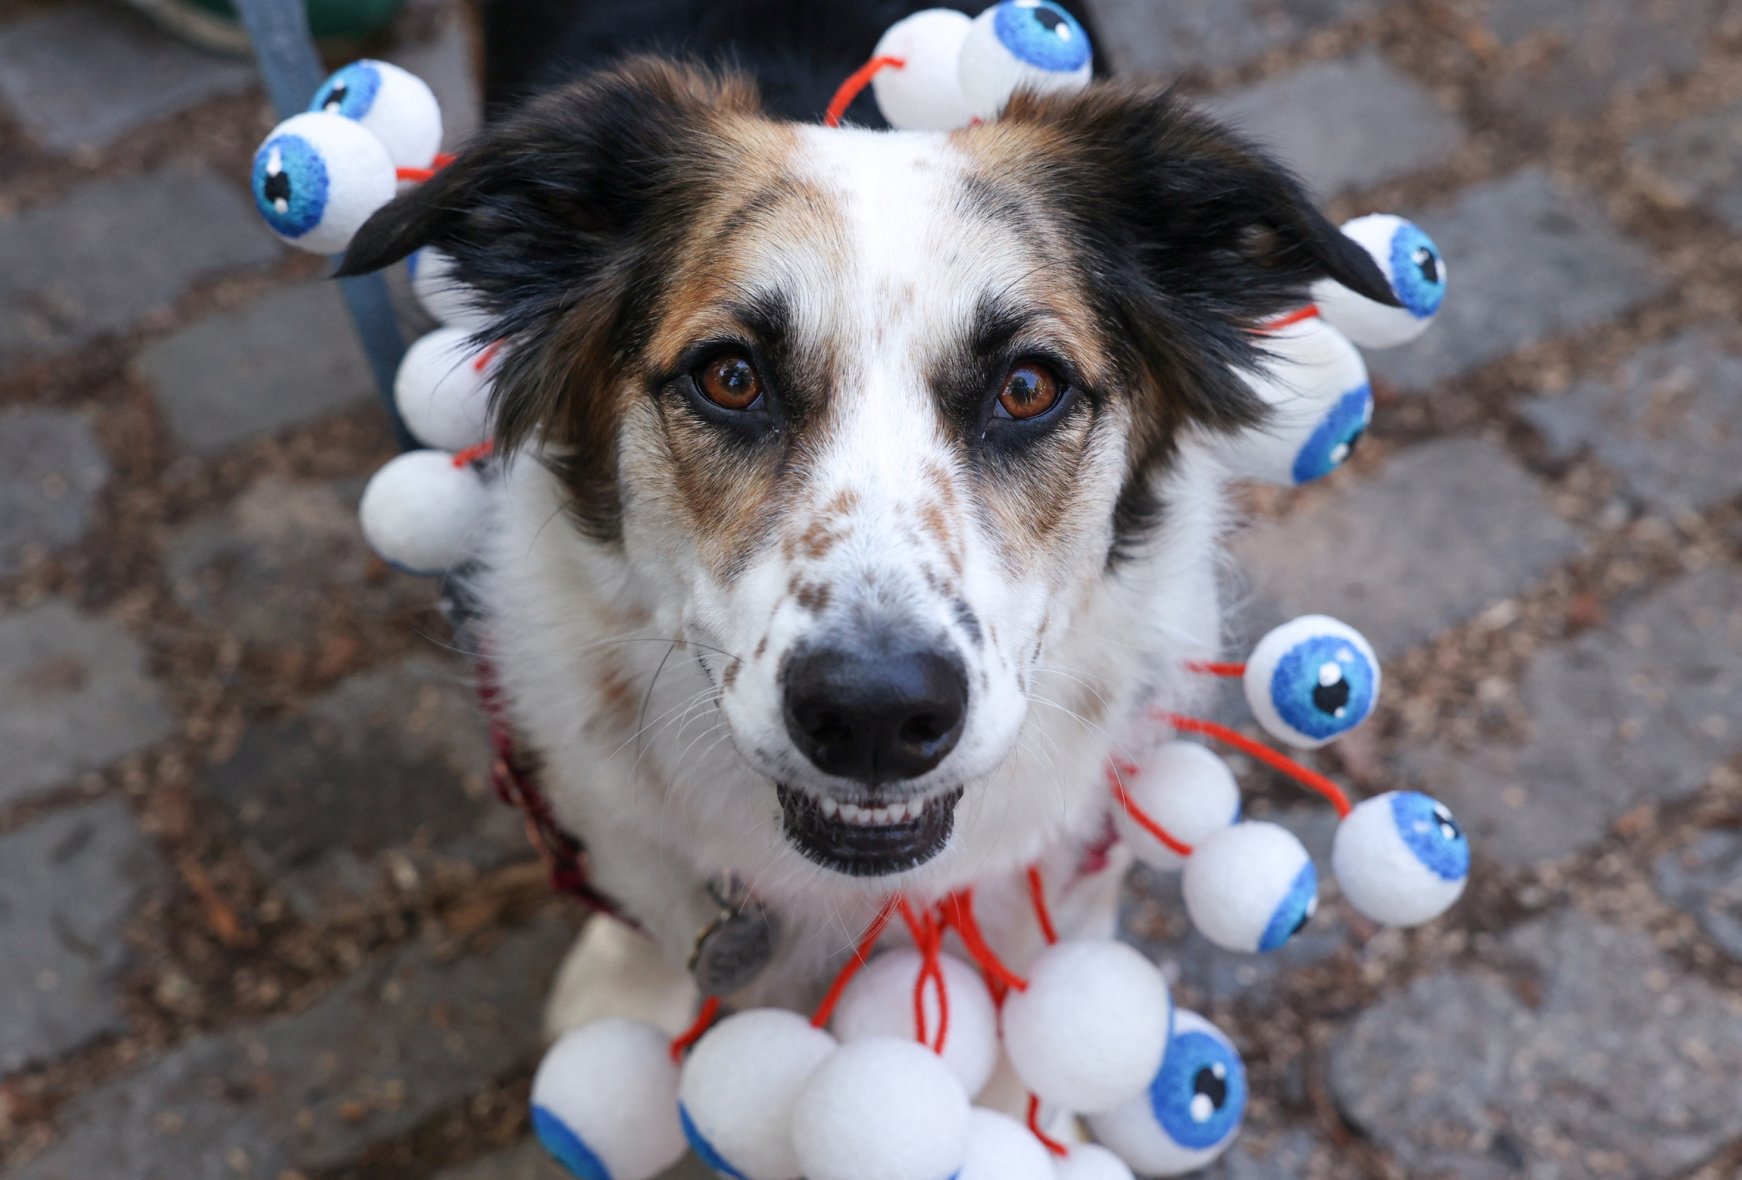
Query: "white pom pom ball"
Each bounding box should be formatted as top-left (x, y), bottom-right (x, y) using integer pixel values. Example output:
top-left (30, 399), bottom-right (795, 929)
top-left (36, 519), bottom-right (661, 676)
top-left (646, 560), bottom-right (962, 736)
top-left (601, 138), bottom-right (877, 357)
top-left (1333, 791), bottom-right (1469, 927)
top-left (1226, 317), bottom-right (1371, 486)
top-left (251, 111), bottom-right (396, 254)
top-left (358, 449), bottom-right (489, 575)
top-left (834, 949), bottom-right (999, 1096)
top-left (678, 1009), bottom-right (836, 1180)
top-left (1182, 822), bottom-right (1318, 954)
top-left (309, 59), bottom-right (443, 170)
top-left (408, 247), bottom-right (489, 329)
top-left (1087, 1010), bottom-right (1247, 1176)
top-left (871, 9), bottom-right (978, 131)
top-left (1114, 742), bottom-right (1242, 871)
top-left (530, 1019), bottom-right (686, 1180)
top-left (394, 327), bottom-right (494, 452)
top-left (1313, 214), bottom-right (1447, 350)
top-left (791, 1038), bottom-right (970, 1180)
top-left (1243, 614), bottom-right (1380, 749)
top-left (957, 1108), bottom-right (1055, 1180)
top-left (1001, 940), bottom-right (1171, 1114)
top-left (1054, 1144), bottom-right (1137, 1180)
top-left (958, 1), bottom-right (1093, 120)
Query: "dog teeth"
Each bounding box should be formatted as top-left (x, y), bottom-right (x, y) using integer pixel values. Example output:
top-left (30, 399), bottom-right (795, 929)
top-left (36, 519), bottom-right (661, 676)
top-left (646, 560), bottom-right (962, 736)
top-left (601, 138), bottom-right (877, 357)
top-left (887, 802), bottom-right (909, 823)
top-left (869, 806), bottom-right (890, 825)
top-left (820, 797), bottom-right (839, 819)
top-left (810, 795), bottom-right (928, 827)
top-left (840, 802), bottom-right (864, 824)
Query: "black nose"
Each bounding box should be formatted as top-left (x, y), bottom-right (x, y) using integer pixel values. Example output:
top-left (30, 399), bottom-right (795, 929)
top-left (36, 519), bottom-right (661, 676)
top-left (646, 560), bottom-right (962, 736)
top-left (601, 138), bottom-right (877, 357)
top-left (783, 638), bottom-right (968, 783)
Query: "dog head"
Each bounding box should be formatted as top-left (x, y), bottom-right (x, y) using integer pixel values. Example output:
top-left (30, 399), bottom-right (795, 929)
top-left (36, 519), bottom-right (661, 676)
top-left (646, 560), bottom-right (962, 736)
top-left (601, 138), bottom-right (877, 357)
top-left (343, 59), bottom-right (1391, 884)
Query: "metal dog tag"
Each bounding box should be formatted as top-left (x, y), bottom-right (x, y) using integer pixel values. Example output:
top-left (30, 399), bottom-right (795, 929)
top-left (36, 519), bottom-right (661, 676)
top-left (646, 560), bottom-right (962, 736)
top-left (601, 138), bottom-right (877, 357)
top-left (689, 877), bottom-right (780, 997)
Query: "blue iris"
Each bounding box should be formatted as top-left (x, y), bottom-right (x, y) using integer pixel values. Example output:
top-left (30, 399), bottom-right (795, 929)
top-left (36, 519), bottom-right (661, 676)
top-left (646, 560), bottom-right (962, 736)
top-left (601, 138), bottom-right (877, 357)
top-left (1291, 384), bottom-right (1373, 484)
top-left (1269, 633), bottom-right (1377, 742)
top-left (1151, 1029), bottom-right (1247, 1151)
top-left (992, 1), bottom-right (1091, 73)
top-left (251, 132), bottom-right (330, 240)
top-left (1258, 860), bottom-right (1317, 952)
top-left (532, 1105), bottom-right (612, 1180)
top-left (1387, 222), bottom-right (1445, 319)
top-left (679, 1105), bottom-right (750, 1180)
top-left (1391, 792), bottom-right (1469, 882)
top-left (310, 60), bottom-right (383, 120)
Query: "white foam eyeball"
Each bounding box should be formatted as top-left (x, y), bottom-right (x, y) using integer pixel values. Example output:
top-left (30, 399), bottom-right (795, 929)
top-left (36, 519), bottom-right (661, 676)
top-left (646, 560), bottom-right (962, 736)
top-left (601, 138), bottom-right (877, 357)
top-left (531, 1019), bottom-right (686, 1180)
top-left (1182, 822), bottom-right (1318, 954)
top-left (958, 1), bottom-right (1094, 120)
top-left (251, 111), bottom-right (396, 255)
top-left (394, 327), bottom-right (494, 452)
top-left (1114, 742), bottom-right (1242, 871)
top-left (1333, 791), bottom-right (1470, 927)
top-left (357, 449), bottom-right (489, 575)
top-left (308, 59), bottom-right (443, 170)
top-left (1313, 214), bottom-right (1447, 350)
top-left (833, 949), bottom-right (999, 1097)
top-left (1002, 940), bottom-right (1171, 1114)
top-left (1226, 317), bottom-right (1372, 487)
top-left (791, 1037), bottom-right (971, 1180)
top-left (1243, 614), bottom-right (1380, 749)
top-left (678, 1009), bottom-right (836, 1180)
top-left (407, 247), bottom-right (490, 329)
top-left (958, 1108), bottom-right (1056, 1180)
top-left (1087, 1010), bottom-right (1247, 1176)
top-left (871, 9), bottom-right (978, 131)
top-left (1054, 1144), bottom-right (1137, 1180)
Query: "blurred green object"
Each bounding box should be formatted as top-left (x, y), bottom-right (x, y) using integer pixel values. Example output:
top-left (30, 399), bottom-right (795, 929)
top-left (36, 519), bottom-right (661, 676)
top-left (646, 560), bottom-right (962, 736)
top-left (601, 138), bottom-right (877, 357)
top-left (128, 0), bottom-right (406, 54)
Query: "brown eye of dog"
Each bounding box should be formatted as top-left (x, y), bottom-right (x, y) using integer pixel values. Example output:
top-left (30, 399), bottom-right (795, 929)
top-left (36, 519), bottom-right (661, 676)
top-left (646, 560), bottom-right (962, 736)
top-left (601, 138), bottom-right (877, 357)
top-left (996, 361), bottom-right (1063, 420)
top-left (697, 352), bottom-right (763, 410)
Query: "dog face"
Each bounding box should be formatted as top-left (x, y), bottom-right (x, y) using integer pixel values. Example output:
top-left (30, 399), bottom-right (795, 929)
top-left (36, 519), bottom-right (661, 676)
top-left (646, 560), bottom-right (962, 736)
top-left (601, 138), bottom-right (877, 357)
top-left (343, 60), bottom-right (1391, 884)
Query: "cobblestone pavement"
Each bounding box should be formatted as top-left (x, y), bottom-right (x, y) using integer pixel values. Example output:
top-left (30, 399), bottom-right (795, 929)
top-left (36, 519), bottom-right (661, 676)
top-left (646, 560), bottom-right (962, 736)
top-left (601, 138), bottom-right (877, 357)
top-left (2, 1), bottom-right (1740, 1177)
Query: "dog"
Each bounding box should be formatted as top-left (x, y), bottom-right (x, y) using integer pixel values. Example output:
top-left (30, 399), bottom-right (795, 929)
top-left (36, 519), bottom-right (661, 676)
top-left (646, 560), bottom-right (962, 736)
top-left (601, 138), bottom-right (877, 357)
top-left (339, 0), bottom-right (1394, 1034)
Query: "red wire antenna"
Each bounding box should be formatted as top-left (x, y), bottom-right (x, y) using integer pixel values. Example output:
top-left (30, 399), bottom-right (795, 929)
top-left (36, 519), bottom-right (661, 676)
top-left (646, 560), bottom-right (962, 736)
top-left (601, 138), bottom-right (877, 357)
top-left (451, 439), bottom-right (495, 467)
top-left (896, 898), bottom-right (952, 1054)
top-left (824, 56), bottom-right (907, 128)
top-left (1108, 763), bottom-right (1194, 857)
top-left (1185, 660), bottom-right (1246, 678)
top-left (668, 995), bottom-right (722, 1061)
top-left (937, 890), bottom-right (1028, 993)
top-left (1025, 865), bottom-right (1058, 946)
top-left (394, 152), bottom-right (459, 184)
top-left (811, 899), bottom-right (898, 1029)
top-left (1026, 1094), bottom-right (1071, 1157)
top-left (1261, 305), bottom-right (1321, 332)
top-left (1163, 713), bottom-right (1353, 818)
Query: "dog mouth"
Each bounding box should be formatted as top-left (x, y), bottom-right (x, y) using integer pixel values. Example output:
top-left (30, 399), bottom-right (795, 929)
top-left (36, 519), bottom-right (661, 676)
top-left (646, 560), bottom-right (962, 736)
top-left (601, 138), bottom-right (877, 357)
top-left (776, 784), bottom-right (964, 877)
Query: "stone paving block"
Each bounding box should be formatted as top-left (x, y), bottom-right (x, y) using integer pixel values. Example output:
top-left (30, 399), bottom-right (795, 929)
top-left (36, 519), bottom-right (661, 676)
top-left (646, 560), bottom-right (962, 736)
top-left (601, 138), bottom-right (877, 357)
top-left (1329, 910), bottom-right (1742, 1178)
top-left (11, 916), bottom-right (574, 1180)
top-left (0, 408), bottom-right (108, 577)
top-left (1206, 51), bottom-right (1463, 198)
top-left (1367, 169), bottom-right (1663, 392)
top-left (138, 283), bottom-right (376, 455)
top-left (1653, 830), bottom-right (1742, 963)
top-left (435, 1142), bottom-right (714, 1180)
top-left (1092, 0), bottom-right (1383, 79)
top-left (200, 656), bottom-right (525, 917)
top-left (0, 799), bottom-right (167, 1075)
top-left (1232, 438), bottom-right (1583, 656)
top-left (1630, 98), bottom-right (1742, 234)
top-left (1522, 330), bottom-right (1742, 515)
top-left (1407, 569), bottom-right (1742, 867)
top-left (0, 1), bottom-right (254, 153)
top-left (0, 602), bottom-right (175, 807)
top-left (0, 165), bottom-right (279, 366)
top-left (1201, 1129), bottom-right (1327, 1179)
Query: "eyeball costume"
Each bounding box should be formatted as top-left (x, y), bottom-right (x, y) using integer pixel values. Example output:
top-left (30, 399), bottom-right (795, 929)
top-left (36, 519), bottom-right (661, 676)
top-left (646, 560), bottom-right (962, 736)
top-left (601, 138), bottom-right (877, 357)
top-left (1228, 317), bottom-right (1372, 487)
top-left (1315, 214), bottom-right (1447, 349)
top-left (1244, 615), bottom-right (1381, 750)
top-left (1113, 742), bottom-right (1242, 871)
top-left (531, 1020), bottom-right (687, 1180)
top-left (1087, 1010), bottom-right (1247, 1176)
top-left (251, 111), bottom-right (397, 255)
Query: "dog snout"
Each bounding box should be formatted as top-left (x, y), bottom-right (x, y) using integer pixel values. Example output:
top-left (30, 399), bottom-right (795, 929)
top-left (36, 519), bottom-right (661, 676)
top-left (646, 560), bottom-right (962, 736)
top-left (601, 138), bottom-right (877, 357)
top-left (783, 636), bottom-right (968, 783)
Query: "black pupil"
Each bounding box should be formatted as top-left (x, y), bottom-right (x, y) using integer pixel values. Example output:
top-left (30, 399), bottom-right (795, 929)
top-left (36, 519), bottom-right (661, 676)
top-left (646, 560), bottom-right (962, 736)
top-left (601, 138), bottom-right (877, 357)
top-left (263, 167), bottom-right (291, 204)
top-left (1034, 8), bottom-right (1066, 34)
top-left (322, 82), bottom-right (348, 112)
top-left (1312, 667), bottom-right (1351, 715)
top-left (1008, 369), bottom-right (1044, 405)
top-left (1413, 246), bottom-right (1440, 284)
top-left (1342, 424), bottom-right (1366, 456)
top-left (713, 358), bottom-right (755, 401)
top-left (1436, 808), bottom-right (1462, 841)
top-left (1193, 1065), bottom-right (1228, 1113)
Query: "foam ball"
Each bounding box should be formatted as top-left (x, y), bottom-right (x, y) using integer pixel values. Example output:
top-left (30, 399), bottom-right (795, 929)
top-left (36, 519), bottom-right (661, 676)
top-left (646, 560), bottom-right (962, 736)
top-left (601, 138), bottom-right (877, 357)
top-left (408, 247), bottom-right (490, 329)
top-left (309, 59), bottom-right (443, 170)
top-left (957, 1108), bottom-right (1055, 1180)
top-left (871, 9), bottom-right (978, 131)
top-left (1227, 317), bottom-right (1371, 486)
top-left (678, 1009), bottom-right (836, 1180)
top-left (1054, 1144), bottom-right (1136, 1180)
top-left (1333, 791), bottom-right (1469, 927)
top-left (251, 111), bottom-right (396, 254)
top-left (1087, 1010), bottom-right (1247, 1176)
top-left (394, 327), bottom-right (494, 451)
top-left (1313, 214), bottom-right (1447, 350)
top-left (958, 1), bottom-right (1093, 120)
top-left (530, 1019), bottom-right (686, 1180)
top-left (1243, 614), bottom-right (1380, 749)
top-left (834, 949), bottom-right (999, 1096)
top-left (791, 1038), bottom-right (970, 1180)
top-left (1002, 940), bottom-right (1171, 1114)
top-left (358, 449), bottom-right (489, 575)
top-left (1114, 742), bottom-right (1242, 871)
top-left (1182, 822), bottom-right (1317, 954)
